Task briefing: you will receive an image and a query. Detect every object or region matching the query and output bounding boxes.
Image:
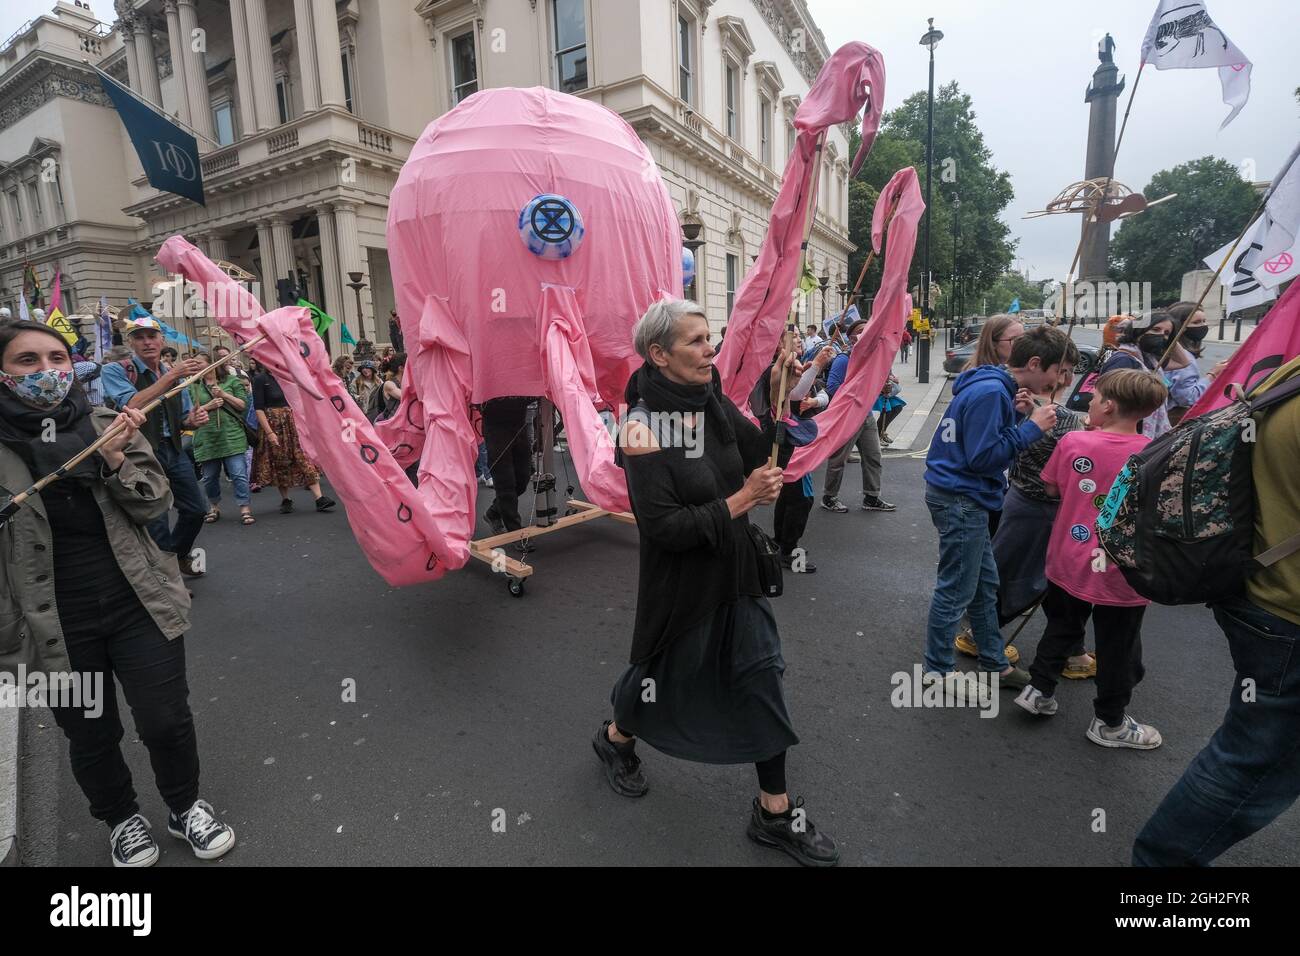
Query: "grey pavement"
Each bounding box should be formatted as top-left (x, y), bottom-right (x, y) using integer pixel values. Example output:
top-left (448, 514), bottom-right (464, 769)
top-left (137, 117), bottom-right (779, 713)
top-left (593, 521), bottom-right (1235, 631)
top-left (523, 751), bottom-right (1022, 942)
top-left (17, 391), bottom-right (1299, 867)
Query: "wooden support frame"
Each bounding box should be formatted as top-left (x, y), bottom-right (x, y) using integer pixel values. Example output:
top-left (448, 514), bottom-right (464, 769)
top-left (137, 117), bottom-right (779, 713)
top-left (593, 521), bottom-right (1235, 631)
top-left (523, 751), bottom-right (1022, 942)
top-left (468, 499), bottom-right (635, 582)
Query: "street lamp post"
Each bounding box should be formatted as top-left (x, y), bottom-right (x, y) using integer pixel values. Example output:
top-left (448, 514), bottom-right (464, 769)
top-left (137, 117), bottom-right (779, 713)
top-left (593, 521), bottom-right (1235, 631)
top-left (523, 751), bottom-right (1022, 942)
top-left (838, 281), bottom-right (849, 314)
top-left (918, 16), bottom-right (943, 385)
top-left (818, 273), bottom-right (830, 331)
top-left (950, 194), bottom-right (960, 348)
top-left (346, 271), bottom-right (367, 350)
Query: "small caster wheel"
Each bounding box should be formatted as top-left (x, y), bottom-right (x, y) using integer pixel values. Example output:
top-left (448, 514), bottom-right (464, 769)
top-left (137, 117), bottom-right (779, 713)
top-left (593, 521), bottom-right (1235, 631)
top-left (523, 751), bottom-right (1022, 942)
top-left (508, 577), bottom-right (525, 597)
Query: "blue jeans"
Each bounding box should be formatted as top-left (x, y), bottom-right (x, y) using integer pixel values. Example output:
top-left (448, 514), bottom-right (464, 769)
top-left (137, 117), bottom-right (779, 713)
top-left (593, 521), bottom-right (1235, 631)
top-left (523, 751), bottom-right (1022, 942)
top-left (147, 440), bottom-right (207, 560)
top-left (201, 453), bottom-right (251, 506)
top-left (1133, 597), bottom-right (1300, 866)
top-left (924, 484), bottom-right (1009, 674)
top-left (476, 441), bottom-right (490, 480)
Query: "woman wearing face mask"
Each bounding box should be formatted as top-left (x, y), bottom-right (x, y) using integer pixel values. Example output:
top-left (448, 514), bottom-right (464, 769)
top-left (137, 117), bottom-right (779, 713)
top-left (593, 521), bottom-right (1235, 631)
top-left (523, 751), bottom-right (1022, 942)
top-left (1163, 301), bottom-right (1229, 426)
top-left (0, 321), bottom-right (235, 867)
top-left (1097, 311), bottom-right (1175, 438)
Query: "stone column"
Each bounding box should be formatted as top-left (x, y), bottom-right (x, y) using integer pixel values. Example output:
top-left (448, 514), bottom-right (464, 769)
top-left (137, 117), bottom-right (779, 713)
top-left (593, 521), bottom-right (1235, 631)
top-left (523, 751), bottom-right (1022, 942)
top-left (332, 200), bottom-right (364, 339)
top-left (175, 0), bottom-right (215, 142)
top-left (311, 0), bottom-right (347, 109)
top-left (227, 0), bottom-right (258, 139)
top-left (162, 1), bottom-right (191, 125)
top-left (313, 203), bottom-right (344, 351)
top-left (244, 0), bottom-right (280, 131)
top-left (208, 235), bottom-right (230, 261)
top-left (255, 220), bottom-right (277, 310)
top-left (270, 216), bottom-right (296, 293)
top-left (39, 174), bottom-right (63, 227)
top-left (292, 0), bottom-right (321, 113)
top-left (134, 19), bottom-right (163, 105)
top-left (119, 21), bottom-right (142, 92)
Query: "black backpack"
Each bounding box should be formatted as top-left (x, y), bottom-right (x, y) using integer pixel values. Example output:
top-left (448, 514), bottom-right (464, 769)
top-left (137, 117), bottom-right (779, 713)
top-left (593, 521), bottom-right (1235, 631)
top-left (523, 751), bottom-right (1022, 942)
top-left (1096, 360), bottom-right (1300, 605)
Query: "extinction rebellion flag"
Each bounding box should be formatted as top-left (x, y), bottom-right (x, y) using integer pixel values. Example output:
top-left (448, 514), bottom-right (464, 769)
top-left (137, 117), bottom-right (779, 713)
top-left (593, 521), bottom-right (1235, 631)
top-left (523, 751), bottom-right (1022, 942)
top-left (96, 67), bottom-right (205, 206)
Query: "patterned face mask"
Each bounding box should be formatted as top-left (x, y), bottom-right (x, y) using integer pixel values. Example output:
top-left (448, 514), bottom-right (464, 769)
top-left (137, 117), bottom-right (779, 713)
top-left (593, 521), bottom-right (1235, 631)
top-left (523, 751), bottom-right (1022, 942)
top-left (0, 367), bottom-right (75, 409)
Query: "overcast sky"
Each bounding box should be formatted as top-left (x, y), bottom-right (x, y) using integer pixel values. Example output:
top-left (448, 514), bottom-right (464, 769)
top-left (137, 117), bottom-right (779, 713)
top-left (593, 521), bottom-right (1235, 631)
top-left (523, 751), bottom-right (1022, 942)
top-left (807, 0), bottom-right (1298, 281)
top-left (3, 0), bottom-right (1295, 281)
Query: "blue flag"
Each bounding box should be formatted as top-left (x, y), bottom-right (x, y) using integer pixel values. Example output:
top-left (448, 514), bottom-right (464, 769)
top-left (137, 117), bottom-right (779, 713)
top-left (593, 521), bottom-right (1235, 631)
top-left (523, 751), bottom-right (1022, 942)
top-left (97, 68), bottom-right (205, 206)
top-left (1008, 298), bottom-right (1021, 314)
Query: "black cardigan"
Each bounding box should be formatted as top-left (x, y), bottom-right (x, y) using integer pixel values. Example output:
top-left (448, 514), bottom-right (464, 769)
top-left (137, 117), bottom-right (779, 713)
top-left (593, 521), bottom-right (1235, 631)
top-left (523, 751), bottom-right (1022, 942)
top-left (623, 395), bottom-right (775, 663)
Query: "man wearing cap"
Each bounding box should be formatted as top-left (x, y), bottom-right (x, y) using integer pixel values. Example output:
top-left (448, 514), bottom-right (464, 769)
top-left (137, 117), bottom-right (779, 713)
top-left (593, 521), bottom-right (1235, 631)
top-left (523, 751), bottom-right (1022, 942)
top-left (101, 317), bottom-right (211, 578)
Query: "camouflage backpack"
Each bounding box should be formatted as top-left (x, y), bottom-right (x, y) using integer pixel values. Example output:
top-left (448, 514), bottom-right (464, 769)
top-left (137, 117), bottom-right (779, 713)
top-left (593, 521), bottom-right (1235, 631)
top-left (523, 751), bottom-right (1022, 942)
top-left (1096, 365), bottom-right (1300, 605)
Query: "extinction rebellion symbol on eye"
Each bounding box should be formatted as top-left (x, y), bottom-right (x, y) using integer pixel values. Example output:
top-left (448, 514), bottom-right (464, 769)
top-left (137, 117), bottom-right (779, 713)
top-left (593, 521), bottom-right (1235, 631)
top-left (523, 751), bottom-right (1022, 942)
top-left (519, 194), bottom-right (585, 260)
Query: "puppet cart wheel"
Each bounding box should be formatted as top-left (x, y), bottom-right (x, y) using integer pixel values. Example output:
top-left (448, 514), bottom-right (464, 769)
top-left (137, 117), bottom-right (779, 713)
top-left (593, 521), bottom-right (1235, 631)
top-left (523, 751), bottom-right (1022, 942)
top-left (507, 577), bottom-right (526, 597)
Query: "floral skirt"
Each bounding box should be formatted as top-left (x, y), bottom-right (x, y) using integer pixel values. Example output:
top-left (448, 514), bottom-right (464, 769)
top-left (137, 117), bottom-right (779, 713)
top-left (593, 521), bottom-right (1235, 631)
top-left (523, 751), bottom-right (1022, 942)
top-left (253, 406), bottom-right (320, 489)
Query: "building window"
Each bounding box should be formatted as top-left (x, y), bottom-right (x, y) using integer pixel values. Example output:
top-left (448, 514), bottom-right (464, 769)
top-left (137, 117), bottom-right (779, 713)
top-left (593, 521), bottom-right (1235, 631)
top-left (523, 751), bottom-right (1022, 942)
top-left (7, 190), bottom-right (20, 226)
top-left (726, 254), bottom-right (738, 316)
top-left (450, 30), bottom-right (478, 104)
top-left (724, 62), bottom-right (738, 139)
top-left (213, 101), bottom-right (235, 146)
top-left (26, 182), bottom-right (42, 227)
top-left (52, 169), bottom-right (65, 215)
top-left (275, 77), bottom-right (290, 124)
top-left (786, 120), bottom-right (796, 159)
top-left (341, 51), bottom-right (355, 113)
top-left (552, 0), bottom-right (588, 94)
top-left (759, 95), bottom-right (772, 167)
top-left (677, 15), bottom-right (693, 104)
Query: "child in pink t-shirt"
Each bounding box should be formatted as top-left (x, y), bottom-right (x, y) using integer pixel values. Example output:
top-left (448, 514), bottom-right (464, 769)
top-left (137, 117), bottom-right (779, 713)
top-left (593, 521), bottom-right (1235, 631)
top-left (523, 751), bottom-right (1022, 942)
top-left (1015, 369), bottom-right (1169, 750)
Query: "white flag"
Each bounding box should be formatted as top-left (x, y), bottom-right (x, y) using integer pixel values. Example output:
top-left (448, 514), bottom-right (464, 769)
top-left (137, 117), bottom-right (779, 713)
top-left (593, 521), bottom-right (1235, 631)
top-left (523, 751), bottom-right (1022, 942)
top-left (1205, 217), bottom-right (1296, 316)
top-left (1141, 0), bottom-right (1252, 128)
top-left (1255, 142), bottom-right (1300, 275)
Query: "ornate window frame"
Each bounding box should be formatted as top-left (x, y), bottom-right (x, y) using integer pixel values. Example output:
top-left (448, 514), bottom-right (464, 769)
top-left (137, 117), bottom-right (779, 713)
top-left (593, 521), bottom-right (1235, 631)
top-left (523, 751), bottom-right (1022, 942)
top-left (548, 0), bottom-right (591, 94)
top-left (674, 0), bottom-right (711, 110)
top-left (754, 61), bottom-right (781, 170)
top-left (716, 16), bottom-right (754, 148)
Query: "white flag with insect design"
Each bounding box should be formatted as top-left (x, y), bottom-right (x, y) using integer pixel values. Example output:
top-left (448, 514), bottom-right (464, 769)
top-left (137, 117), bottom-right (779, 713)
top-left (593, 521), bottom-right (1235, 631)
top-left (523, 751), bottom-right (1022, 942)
top-left (1140, 0), bottom-right (1252, 129)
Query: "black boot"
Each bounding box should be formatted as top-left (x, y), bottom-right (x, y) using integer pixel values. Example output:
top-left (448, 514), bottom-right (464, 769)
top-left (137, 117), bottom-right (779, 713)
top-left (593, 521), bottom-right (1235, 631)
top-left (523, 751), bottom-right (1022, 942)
top-left (746, 796), bottom-right (839, 867)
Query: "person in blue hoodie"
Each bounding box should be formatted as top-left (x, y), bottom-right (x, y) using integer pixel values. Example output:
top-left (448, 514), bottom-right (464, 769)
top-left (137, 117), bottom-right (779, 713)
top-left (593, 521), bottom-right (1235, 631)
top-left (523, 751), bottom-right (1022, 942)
top-left (922, 325), bottom-right (1069, 686)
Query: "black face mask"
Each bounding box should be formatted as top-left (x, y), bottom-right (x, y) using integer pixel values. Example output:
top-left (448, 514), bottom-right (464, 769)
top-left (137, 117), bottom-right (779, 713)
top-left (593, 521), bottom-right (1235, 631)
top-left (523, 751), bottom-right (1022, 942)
top-left (1139, 333), bottom-right (1168, 354)
top-left (1184, 326), bottom-right (1209, 345)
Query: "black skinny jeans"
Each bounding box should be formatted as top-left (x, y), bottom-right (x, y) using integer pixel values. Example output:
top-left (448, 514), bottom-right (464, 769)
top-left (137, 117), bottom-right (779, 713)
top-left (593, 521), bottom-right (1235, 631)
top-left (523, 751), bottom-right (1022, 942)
top-left (482, 398), bottom-right (534, 531)
top-left (1029, 582), bottom-right (1146, 725)
top-left (49, 590), bottom-right (199, 828)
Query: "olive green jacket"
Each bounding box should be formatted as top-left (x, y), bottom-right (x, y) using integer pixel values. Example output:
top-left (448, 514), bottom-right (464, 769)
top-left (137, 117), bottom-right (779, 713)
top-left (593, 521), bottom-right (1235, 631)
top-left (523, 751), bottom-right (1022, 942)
top-left (0, 408), bottom-right (192, 674)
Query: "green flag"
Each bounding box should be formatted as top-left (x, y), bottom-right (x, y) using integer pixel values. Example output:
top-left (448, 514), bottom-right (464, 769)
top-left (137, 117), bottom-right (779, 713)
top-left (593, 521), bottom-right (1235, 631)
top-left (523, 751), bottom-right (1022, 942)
top-left (297, 298), bottom-right (334, 337)
top-left (798, 266), bottom-right (819, 294)
top-left (340, 323), bottom-right (356, 346)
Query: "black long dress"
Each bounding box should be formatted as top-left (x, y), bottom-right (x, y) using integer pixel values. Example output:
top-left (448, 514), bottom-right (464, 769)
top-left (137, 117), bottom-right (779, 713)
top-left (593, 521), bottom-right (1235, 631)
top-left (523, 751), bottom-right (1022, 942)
top-left (610, 369), bottom-right (798, 764)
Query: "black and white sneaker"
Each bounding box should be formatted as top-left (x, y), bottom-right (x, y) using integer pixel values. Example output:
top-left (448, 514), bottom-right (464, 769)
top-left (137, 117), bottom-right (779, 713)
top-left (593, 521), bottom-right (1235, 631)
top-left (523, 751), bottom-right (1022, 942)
top-left (821, 495), bottom-right (849, 513)
top-left (167, 799), bottom-right (236, 860)
top-left (862, 495), bottom-right (896, 512)
top-left (110, 813), bottom-right (159, 868)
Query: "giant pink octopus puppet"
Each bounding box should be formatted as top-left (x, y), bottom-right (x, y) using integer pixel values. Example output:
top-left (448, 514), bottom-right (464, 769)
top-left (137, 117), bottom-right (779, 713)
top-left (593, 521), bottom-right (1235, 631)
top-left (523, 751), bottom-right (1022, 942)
top-left (156, 41), bottom-right (922, 587)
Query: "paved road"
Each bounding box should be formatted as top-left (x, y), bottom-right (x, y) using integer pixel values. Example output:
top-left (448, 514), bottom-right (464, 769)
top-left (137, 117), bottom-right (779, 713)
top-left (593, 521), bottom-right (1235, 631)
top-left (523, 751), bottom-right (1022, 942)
top-left (20, 393), bottom-right (1299, 867)
top-left (1069, 324), bottom-right (1239, 367)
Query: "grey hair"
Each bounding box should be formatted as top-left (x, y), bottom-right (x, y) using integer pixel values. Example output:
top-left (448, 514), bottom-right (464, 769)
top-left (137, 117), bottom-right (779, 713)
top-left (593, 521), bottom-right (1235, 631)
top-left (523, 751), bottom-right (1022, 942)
top-left (633, 298), bottom-right (707, 361)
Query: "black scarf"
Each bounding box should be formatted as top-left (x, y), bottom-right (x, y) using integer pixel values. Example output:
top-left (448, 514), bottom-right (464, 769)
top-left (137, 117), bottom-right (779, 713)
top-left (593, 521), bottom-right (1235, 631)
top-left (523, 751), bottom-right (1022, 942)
top-left (0, 385), bottom-right (102, 486)
top-left (619, 362), bottom-right (735, 461)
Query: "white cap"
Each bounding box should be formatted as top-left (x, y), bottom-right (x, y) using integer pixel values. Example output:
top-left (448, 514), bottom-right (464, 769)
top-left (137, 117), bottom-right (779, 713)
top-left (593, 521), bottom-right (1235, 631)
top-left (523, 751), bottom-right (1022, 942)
top-left (31, 307), bottom-right (46, 320)
top-left (0, 307), bottom-right (11, 318)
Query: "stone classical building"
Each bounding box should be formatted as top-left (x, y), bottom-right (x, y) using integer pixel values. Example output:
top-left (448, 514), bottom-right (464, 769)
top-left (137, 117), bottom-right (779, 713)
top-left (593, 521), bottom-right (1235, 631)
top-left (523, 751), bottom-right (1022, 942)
top-left (0, 0), bottom-right (850, 350)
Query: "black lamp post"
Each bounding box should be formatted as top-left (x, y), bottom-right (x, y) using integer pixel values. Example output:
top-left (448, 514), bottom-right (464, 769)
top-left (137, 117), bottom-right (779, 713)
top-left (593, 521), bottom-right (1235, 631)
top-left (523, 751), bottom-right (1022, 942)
top-left (681, 222), bottom-right (704, 302)
top-left (346, 271), bottom-right (367, 348)
top-left (818, 272), bottom-right (830, 329)
top-left (950, 195), bottom-right (960, 347)
top-left (838, 281), bottom-right (849, 313)
top-left (918, 16), bottom-right (944, 384)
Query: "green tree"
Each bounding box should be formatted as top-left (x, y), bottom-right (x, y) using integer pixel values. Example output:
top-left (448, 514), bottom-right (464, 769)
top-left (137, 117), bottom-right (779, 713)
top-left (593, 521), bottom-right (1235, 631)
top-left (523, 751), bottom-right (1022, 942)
top-left (1108, 156), bottom-right (1257, 303)
top-left (984, 271), bottom-right (1047, 314)
top-left (846, 81), bottom-right (1016, 320)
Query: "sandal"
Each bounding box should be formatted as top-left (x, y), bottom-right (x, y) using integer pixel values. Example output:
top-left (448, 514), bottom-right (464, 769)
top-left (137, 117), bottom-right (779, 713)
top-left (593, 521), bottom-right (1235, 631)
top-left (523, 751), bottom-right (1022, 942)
top-left (204, 506), bottom-right (220, 523)
top-left (241, 511), bottom-right (256, 525)
top-left (280, 498), bottom-right (294, 514)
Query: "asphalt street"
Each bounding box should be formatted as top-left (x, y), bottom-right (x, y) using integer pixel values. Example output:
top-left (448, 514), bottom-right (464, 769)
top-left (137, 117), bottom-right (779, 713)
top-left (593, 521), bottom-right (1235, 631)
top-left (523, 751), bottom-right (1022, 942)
top-left (19, 388), bottom-right (1300, 867)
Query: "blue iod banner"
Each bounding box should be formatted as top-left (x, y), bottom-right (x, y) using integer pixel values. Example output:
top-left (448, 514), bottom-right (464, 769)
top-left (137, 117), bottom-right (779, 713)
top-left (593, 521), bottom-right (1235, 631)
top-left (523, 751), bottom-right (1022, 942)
top-left (97, 69), bottom-right (205, 206)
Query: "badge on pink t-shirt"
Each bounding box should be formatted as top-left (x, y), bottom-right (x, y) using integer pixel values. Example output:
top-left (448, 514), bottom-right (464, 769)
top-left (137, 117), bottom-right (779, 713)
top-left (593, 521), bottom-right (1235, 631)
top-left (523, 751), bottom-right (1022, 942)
top-left (1042, 430), bottom-right (1151, 607)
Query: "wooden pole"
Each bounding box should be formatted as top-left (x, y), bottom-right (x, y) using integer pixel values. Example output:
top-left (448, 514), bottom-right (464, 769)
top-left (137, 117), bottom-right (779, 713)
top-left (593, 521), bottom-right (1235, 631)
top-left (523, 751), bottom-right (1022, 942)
top-left (0, 333), bottom-right (267, 526)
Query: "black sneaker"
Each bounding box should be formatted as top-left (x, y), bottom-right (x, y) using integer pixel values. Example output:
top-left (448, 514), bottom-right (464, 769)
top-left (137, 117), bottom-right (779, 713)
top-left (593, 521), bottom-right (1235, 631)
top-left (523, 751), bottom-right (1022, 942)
top-left (178, 555), bottom-right (205, 578)
top-left (591, 720), bottom-right (648, 798)
top-left (862, 495), bottom-right (896, 512)
top-left (110, 813), bottom-right (159, 868)
top-left (279, 498), bottom-right (294, 514)
top-left (821, 495), bottom-right (849, 513)
top-left (315, 495), bottom-right (336, 513)
top-left (167, 798), bottom-right (236, 860)
top-left (485, 510), bottom-right (507, 536)
top-left (746, 796), bottom-right (839, 867)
